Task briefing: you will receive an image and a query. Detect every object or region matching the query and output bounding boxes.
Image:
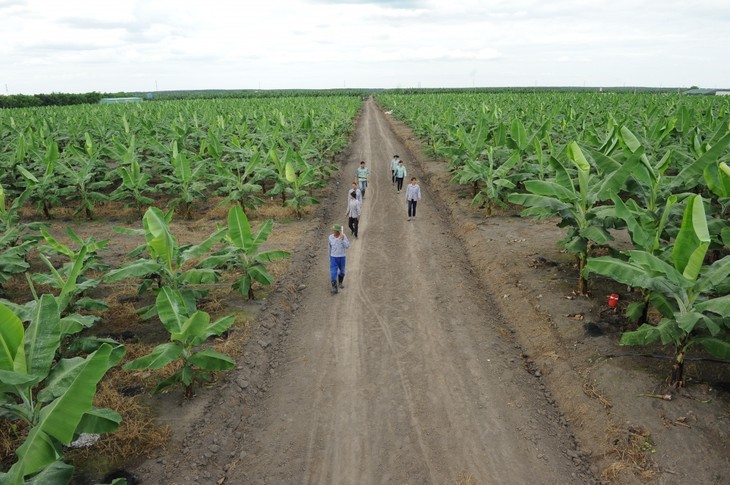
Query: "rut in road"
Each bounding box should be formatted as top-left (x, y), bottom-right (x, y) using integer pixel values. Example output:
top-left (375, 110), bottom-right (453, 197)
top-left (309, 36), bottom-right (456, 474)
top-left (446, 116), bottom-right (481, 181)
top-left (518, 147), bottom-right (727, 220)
top-left (228, 99), bottom-right (588, 484)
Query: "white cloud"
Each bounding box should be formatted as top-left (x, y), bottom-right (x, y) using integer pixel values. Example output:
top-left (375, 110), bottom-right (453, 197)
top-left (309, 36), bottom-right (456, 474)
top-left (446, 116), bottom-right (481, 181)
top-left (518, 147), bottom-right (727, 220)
top-left (0, 0), bottom-right (728, 94)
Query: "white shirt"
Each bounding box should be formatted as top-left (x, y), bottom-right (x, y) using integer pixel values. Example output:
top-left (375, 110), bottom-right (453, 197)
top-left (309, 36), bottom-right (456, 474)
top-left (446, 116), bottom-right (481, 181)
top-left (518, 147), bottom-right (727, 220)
top-left (347, 198), bottom-right (362, 218)
top-left (405, 183), bottom-right (421, 201)
top-left (328, 234), bottom-right (350, 257)
top-left (348, 188), bottom-right (362, 204)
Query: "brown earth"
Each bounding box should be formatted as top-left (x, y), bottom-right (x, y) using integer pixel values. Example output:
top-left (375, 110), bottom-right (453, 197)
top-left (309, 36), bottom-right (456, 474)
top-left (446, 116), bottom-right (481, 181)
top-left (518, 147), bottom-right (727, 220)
top-left (24, 97), bottom-right (727, 484)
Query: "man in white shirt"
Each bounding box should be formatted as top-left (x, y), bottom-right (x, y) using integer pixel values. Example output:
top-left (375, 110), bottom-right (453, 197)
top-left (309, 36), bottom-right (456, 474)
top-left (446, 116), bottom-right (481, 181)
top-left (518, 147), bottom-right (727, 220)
top-left (328, 224), bottom-right (350, 294)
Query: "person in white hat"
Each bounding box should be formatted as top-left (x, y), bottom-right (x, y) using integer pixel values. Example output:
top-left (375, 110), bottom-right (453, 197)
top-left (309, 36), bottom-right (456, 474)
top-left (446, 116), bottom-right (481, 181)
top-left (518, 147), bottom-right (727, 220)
top-left (328, 224), bottom-right (350, 294)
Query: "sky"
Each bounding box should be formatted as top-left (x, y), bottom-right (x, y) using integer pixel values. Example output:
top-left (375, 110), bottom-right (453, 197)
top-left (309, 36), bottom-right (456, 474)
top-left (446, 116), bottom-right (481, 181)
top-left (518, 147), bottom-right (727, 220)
top-left (1, 0), bottom-right (729, 95)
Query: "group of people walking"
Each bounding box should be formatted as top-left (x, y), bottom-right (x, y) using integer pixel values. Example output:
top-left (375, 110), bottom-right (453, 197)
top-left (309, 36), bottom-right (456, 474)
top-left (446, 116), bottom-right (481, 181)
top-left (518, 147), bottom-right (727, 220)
top-left (328, 156), bottom-right (422, 294)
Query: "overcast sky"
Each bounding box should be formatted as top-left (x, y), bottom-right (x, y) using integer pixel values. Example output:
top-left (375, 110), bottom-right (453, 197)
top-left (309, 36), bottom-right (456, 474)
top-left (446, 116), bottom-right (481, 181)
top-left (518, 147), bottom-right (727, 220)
top-left (1, 0), bottom-right (728, 95)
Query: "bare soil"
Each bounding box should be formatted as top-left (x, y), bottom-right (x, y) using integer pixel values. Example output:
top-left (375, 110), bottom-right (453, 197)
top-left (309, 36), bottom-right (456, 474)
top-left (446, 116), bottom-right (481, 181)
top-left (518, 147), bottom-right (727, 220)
top-left (18, 97), bottom-right (727, 484)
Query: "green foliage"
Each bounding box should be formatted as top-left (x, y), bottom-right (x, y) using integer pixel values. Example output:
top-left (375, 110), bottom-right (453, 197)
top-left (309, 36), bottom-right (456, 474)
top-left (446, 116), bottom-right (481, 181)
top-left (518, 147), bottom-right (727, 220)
top-left (104, 207), bottom-right (224, 316)
top-left (199, 205), bottom-right (290, 300)
top-left (0, 297), bottom-right (124, 484)
top-left (157, 141), bottom-right (207, 220)
top-left (109, 135), bottom-right (155, 215)
top-left (30, 228), bottom-right (109, 317)
top-left (585, 195), bottom-right (730, 386)
top-left (122, 287), bottom-right (236, 397)
top-left (0, 186), bottom-right (43, 289)
top-left (209, 142), bottom-right (265, 213)
top-left (508, 141), bottom-right (640, 293)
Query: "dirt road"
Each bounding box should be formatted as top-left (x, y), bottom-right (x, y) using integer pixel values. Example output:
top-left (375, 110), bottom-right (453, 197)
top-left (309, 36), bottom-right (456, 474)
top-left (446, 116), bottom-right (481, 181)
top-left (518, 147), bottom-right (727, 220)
top-left (131, 99), bottom-right (595, 484)
top-left (221, 99), bottom-right (591, 484)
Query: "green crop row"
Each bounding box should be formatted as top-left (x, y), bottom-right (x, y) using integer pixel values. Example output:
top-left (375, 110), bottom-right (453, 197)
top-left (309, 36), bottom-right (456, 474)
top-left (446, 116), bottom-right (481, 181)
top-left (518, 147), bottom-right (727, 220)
top-left (376, 91), bottom-right (730, 388)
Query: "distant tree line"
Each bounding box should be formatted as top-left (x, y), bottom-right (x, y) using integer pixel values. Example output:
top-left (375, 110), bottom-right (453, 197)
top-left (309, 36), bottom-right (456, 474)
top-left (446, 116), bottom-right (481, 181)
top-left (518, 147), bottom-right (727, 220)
top-left (119, 88), bottom-right (374, 100)
top-left (0, 92), bottom-right (103, 109)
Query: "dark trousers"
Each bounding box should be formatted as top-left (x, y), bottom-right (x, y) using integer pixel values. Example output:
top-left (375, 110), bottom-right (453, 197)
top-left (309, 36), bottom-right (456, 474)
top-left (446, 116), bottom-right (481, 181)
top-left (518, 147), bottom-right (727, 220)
top-left (396, 177), bottom-right (404, 191)
top-left (391, 170), bottom-right (396, 183)
top-left (348, 217), bottom-right (359, 237)
top-left (408, 200), bottom-right (418, 217)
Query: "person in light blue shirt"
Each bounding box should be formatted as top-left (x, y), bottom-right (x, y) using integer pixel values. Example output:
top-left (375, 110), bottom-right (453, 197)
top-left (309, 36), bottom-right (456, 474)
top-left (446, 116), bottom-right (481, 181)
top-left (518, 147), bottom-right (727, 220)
top-left (356, 161), bottom-right (370, 199)
top-left (394, 160), bottom-right (407, 193)
top-left (328, 224), bottom-right (350, 294)
top-left (390, 155), bottom-right (400, 184)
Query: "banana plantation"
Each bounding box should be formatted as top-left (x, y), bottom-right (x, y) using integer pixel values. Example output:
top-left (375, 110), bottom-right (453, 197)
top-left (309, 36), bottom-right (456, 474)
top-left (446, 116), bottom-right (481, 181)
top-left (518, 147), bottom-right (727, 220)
top-left (0, 95), bottom-right (360, 483)
top-left (376, 91), bottom-right (730, 387)
top-left (2, 90), bottom-right (730, 482)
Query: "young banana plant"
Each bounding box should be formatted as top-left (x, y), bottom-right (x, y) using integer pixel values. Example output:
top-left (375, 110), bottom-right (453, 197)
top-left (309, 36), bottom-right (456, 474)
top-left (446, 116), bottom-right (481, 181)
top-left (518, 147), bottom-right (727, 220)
top-left (584, 195), bottom-right (730, 387)
top-left (508, 141), bottom-right (641, 294)
top-left (451, 147), bottom-right (520, 216)
top-left (0, 296), bottom-right (125, 484)
top-left (109, 135), bottom-right (155, 216)
top-left (122, 287), bottom-right (236, 398)
top-left (56, 132), bottom-right (111, 220)
top-left (17, 140), bottom-right (62, 219)
top-left (284, 152), bottom-right (320, 219)
top-left (199, 205), bottom-right (290, 300)
top-left (104, 207), bottom-right (225, 316)
top-left (158, 141), bottom-right (208, 220)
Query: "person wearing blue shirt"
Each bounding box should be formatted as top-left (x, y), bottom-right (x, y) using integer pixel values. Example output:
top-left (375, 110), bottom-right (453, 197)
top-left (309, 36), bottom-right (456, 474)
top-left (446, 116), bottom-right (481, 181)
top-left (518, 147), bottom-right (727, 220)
top-left (390, 155), bottom-right (400, 184)
top-left (394, 160), bottom-right (407, 193)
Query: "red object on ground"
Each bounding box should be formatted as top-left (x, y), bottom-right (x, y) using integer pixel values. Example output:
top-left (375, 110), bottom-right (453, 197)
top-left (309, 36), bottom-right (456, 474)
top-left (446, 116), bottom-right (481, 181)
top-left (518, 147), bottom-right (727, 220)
top-left (607, 293), bottom-right (619, 308)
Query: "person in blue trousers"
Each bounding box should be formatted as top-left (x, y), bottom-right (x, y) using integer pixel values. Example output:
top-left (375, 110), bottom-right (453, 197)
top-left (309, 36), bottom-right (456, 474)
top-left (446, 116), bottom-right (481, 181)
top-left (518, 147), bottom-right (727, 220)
top-left (328, 224), bottom-right (350, 294)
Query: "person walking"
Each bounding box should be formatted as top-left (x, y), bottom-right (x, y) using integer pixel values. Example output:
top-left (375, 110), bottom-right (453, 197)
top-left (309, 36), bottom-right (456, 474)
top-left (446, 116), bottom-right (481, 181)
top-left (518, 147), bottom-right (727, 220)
top-left (356, 161), bottom-right (370, 199)
top-left (348, 181), bottom-right (362, 204)
top-left (405, 177), bottom-right (421, 221)
top-left (394, 159), bottom-right (407, 193)
top-left (345, 190), bottom-right (362, 237)
top-left (390, 155), bottom-right (400, 185)
top-left (328, 224), bottom-right (350, 294)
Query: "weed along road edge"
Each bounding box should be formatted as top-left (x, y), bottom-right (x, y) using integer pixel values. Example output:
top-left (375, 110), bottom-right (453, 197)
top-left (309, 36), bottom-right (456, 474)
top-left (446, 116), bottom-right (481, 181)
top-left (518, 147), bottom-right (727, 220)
top-left (132, 99), bottom-right (595, 484)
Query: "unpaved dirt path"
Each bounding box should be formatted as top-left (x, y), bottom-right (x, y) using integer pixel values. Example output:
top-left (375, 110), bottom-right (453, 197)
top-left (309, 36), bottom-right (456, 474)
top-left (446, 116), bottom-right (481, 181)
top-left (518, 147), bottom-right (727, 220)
top-left (132, 99), bottom-right (595, 484)
top-left (226, 99), bottom-right (589, 484)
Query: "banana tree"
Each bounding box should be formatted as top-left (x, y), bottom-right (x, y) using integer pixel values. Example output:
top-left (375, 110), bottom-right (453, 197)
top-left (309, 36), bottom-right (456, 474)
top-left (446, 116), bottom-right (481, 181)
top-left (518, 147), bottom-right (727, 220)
top-left (158, 141), bottom-right (208, 220)
top-left (17, 140), bottom-right (62, 219)
top-left (104, 207), bottom-right (225, 315)
top-left (0, 186), bottom-right (43, 289)
top-left (210, 143), bottom-right (265, 213)
top-left (56, 132), bottom-right (111, 220)
top-left (198, 205), bottom-right (290, 300)
top-left (585, 195), bottom-right (730, 387)
top-left (597, 125), bottom-right (683, 323)
top-left (451, 147), bottom-right (520, 216)
top-left (0, 296), bottom-right (125, 484)
top-left (109, 135), bottom-right (155, 216)
top-left (266, 144), bottom-right (294, 206)
top-left (30, 228), bottom-right (109, 316)
top-left (122, 287), bottom-right (236, 398)
top-left (284, 153), bottom-right (320, 219)
top-left (508, 141), bottom-right (642, 294)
